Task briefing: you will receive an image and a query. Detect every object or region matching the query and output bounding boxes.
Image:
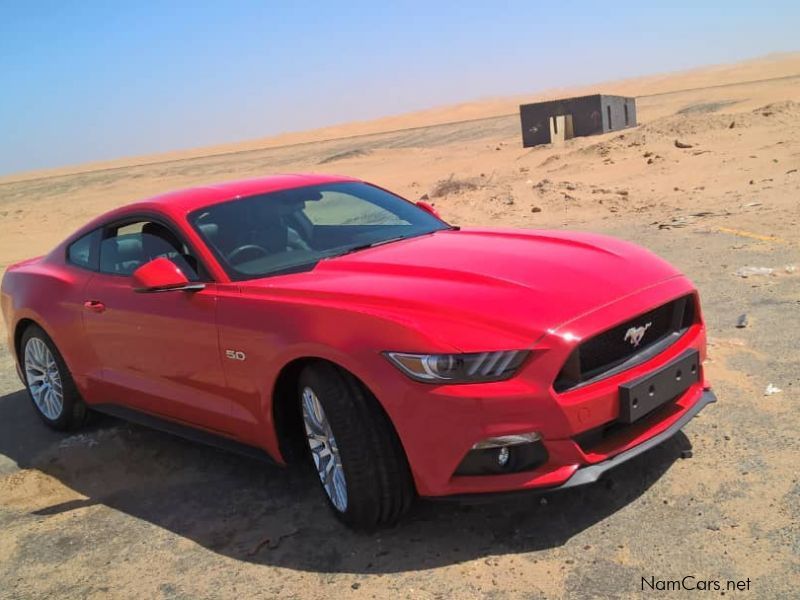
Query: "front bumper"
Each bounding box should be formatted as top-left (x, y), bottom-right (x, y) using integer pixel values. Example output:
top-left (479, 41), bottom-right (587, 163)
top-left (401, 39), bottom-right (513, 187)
top-left (437, 389), bottom-right (716, 501)
top-left (551, 389), bottom-right (715, 490)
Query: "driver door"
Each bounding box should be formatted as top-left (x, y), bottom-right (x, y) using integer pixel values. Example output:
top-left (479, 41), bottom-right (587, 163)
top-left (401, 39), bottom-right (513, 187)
top-left (82, 218), bottom-right (233, 434)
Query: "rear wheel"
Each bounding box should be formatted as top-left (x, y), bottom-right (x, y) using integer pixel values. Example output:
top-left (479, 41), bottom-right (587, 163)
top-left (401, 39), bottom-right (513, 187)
top-left (298, 362), bottom-right (414, 529)
top-left (20, 325), bottom-right (89, 431)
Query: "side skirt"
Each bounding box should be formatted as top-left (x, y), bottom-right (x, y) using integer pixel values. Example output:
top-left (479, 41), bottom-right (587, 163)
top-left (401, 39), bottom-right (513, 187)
top-left (91, 403), bottom-right (279, 465)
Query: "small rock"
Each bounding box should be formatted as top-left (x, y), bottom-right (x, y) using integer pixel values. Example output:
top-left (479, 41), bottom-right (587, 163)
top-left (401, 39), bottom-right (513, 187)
top-left (647, 158), bottom-right (654, 164)
top-left (749, 179), bottom-right (755, 185)
top-left (525, 179), bottom-right (534, 185)
top-left (351, 582), bottom-right (361, 590)
top-left (787, 169), bottom-right (798, 175)
top-left (419, 193), bottom-right (429, 201)
top-left (503, 196), bottom-right (515, 206)
top-left (59, 434), bottom-right (100, 449)
top-left (735, 314), bottom-right (749, 328)
top-left (764, 383), bottom-right (782, 396)
top-left (785, 265), bottom-right (797, 273)
top-left (729, 121), bottom-right (735, 129)
top-left (531, 206), bottom-right (542, 213)
top-left (617, 190), bottom-right (629, 196)
top-left (674, 139), bottom-right (693, 149)
top-left (735, 266), bottom-right (773, 278)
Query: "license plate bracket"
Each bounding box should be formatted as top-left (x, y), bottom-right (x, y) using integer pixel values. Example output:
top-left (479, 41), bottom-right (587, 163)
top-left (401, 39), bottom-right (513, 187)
top-left (618, 349), bottom-right (700, 424)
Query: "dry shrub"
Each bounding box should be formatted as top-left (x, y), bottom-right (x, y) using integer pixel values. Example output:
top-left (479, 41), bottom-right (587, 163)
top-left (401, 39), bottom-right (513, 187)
top-left (430, 175), bottom-right (479, 198)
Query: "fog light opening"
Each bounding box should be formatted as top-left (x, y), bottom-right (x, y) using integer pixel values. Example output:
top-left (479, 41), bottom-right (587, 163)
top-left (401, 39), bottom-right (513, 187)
top-left (454, 433), bottom-right (548, 476)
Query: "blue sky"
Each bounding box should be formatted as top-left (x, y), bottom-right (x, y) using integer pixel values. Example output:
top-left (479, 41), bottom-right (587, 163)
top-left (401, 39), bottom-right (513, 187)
top-left (1, 1), bottom-right (798, 175)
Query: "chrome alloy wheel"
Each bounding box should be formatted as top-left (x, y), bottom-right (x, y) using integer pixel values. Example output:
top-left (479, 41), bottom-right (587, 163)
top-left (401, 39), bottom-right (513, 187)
top-left (302, 386), bottom-right (348, 512)
top-left (24, 337), bottom-right (64, 421)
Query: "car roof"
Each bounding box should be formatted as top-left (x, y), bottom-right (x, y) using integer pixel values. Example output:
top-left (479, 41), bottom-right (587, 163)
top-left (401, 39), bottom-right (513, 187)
top-left (78, 173), bottom-right (361, 235)
top-left (132, 173), bottom-right (360, 216)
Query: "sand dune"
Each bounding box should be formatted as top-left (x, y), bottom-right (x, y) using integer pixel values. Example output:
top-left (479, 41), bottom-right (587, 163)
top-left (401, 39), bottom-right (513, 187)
top-left (2, 52), bottom-right (799, 185)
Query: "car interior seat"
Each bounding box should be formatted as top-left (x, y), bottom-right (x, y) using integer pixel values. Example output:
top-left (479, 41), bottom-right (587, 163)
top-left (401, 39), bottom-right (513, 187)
top-left (141, 222), bottom-right (200, 279)
top-left (141, 222), bottom-right (182, 259)
top-left (249, 204), bottom-right (290, 253)
top-left (100, 236), bottom-right (144, 275)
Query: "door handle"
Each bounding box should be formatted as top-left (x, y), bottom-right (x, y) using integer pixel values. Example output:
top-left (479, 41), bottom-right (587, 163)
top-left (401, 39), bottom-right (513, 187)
top-left (83, 300), bottom-right (106, 313)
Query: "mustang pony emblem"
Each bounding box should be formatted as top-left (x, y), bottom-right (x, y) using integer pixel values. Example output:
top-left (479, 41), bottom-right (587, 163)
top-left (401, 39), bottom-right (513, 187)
top-left (624, 322), bottom-right (652, 347)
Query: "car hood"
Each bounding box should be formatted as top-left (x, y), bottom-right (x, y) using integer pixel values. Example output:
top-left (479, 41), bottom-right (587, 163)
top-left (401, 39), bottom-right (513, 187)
top-left (242, 228), bottom-right (684, 350)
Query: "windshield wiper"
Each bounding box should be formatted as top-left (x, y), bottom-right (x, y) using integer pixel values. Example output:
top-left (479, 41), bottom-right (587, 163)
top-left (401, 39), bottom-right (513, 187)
top-left (324, 226), bottom-right (454, 260)
top-left (323, 236), bottom-right (410, 260)
top-left (338, 236), bottom-right (409, 256)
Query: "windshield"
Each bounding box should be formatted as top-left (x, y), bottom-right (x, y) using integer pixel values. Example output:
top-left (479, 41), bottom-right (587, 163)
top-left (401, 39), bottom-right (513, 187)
top-left (189, 181), bottom-right (450, 280)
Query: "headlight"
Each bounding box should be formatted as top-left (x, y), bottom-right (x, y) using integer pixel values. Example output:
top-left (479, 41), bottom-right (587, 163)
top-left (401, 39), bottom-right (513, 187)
top-left (384, 350), bottom-right (529, 383)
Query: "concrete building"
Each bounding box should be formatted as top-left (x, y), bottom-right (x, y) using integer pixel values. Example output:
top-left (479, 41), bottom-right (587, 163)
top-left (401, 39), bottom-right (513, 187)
top-left (519, 94), bottom-right (636, 147)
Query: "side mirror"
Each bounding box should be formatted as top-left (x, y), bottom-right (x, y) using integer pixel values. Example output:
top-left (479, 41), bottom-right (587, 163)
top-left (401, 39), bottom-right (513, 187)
top-left (132, 257), bottom-right (204, 293)
top-left (416, 200), bottom-right (441, 219)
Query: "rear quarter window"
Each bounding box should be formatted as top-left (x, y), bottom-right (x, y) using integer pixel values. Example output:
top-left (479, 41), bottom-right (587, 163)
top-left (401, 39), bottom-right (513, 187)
top-left (67, 230), bottom-right (99, 270)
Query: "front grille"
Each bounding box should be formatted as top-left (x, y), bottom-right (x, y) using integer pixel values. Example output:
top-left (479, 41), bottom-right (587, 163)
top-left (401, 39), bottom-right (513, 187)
top-left (554, 294), bottom-right (696, 392)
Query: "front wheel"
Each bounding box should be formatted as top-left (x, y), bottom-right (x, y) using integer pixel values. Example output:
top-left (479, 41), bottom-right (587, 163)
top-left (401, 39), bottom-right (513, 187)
top-left (20, 325), bottom-right (89, 431)
top-left (298, 363), bottom-right (414, 529)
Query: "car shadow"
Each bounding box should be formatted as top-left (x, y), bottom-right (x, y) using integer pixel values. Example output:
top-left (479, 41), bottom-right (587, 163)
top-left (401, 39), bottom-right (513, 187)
top-left (0, 388), bottom-right (690, 574)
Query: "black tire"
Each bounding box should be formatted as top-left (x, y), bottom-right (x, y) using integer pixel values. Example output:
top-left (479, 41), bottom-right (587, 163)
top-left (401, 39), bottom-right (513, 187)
top-left (19, 324), bottom-right (89, 431)
top-left (298, 362), bottom-right (415, 529)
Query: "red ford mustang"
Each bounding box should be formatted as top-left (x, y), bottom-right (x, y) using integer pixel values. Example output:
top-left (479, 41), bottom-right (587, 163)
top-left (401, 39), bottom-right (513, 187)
top-left (1, 174), bottom-right (715, 528)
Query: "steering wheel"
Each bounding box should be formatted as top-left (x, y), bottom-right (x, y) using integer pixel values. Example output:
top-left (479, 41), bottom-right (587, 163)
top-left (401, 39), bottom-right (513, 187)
top-left (227, 244), bottom-right (270, 265)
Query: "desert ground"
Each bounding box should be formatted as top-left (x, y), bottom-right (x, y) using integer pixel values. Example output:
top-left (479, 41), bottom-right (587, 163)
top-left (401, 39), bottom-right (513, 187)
top-left (1, 55), bottom-right (799, 598)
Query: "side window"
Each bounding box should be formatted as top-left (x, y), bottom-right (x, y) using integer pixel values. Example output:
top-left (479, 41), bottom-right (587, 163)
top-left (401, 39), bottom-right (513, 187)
top-left (67, 231), bottom-right (98, 270)
top-left (303, 190), bottom-right (410, 226)
top-left (98, 220), bottom-right (201, 280)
